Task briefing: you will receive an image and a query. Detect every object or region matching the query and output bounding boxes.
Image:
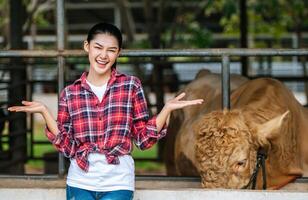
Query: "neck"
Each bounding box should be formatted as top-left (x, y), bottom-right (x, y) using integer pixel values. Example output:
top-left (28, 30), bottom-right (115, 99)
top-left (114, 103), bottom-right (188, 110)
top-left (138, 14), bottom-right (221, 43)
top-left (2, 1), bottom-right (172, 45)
top-left (87, 69), bottom-right (112, 86)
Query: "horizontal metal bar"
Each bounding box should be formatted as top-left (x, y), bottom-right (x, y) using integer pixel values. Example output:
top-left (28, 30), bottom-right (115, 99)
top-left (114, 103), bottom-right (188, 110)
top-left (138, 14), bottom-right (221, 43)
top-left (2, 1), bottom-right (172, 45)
top-left (0, 174), bottom-right (59, 179)
top-left (0, 50), bottom-right (84, 57)
top-left (122, 49), bottom-right (308, 57)
top-left (0, 49), bottom-right (308, 58)
top-left (0, 58), bottom-right (237, 65)
top-left (0, 174), bottom-right (307, 182)
top-left (1, 76), bottom-right (307, 87)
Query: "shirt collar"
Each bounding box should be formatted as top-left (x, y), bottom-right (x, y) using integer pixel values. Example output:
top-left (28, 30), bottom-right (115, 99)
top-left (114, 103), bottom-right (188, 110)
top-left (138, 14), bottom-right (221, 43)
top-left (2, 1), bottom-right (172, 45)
top-left (74, 68), bottom-right (124, 90)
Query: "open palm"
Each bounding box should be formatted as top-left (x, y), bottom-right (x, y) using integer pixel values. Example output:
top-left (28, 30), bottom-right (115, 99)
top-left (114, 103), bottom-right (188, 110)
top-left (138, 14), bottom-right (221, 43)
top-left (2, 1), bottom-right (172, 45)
top-left (8, 101), bottom-right (46, 114)
top-left (165, 92), bottom-right (203, 111)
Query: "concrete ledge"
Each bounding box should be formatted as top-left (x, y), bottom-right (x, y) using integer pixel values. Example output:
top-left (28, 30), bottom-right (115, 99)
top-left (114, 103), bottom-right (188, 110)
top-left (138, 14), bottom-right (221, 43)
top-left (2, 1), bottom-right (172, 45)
top-left (1, 177), bottom-right (308, 200)
top-left (136, 189), bottom-right (308, 200)
top-left (1, 188), bottom-right (308, 200)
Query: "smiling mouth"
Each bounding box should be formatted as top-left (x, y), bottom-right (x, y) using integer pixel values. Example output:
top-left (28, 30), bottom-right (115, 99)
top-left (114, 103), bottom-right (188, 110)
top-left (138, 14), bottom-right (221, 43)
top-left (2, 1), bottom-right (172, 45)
top-left (96, 60), bottom-right (108, 66)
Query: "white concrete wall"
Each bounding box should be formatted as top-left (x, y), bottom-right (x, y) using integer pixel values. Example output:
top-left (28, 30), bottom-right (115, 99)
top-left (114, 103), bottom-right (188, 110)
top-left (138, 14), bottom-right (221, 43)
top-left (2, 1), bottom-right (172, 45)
top-left (1, 188), bottom-right (308, 200)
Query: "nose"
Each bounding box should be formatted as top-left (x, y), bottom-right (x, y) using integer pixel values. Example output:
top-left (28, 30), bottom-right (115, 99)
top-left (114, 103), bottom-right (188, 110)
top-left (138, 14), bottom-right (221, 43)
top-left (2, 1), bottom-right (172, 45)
top-left (99, 49), bottom-right (107, 59)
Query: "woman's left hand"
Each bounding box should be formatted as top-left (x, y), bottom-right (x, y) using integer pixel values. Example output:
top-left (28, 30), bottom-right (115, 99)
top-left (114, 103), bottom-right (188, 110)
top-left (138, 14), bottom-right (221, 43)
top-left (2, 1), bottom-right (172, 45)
top-left (164, 92), bottom-right (204, 112)
top-left (156, 92), bottom-right (203, 130)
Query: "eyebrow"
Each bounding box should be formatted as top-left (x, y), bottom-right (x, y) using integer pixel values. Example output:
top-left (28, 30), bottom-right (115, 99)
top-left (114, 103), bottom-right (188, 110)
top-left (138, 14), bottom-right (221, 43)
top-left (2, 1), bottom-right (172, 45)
top-left (94, 42), bottom-right (118, 49)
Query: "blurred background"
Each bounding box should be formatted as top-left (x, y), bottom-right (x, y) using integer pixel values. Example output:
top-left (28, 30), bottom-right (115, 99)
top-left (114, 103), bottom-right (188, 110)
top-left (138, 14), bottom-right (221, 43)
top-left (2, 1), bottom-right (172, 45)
top-left (0, 0), bottom-right (307, 176)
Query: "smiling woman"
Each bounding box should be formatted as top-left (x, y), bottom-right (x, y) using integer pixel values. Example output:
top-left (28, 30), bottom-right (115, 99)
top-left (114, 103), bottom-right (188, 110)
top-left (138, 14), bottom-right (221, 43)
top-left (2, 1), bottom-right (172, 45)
top-left (84, 30), bottom-right (121, 86)
top-left (7, 22), bottom-right (203, 200)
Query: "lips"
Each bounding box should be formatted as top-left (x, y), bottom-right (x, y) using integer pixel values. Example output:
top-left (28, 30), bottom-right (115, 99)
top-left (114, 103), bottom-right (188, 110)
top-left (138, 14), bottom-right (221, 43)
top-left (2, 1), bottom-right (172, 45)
top-left (96, 59), bottom-right (108, 67)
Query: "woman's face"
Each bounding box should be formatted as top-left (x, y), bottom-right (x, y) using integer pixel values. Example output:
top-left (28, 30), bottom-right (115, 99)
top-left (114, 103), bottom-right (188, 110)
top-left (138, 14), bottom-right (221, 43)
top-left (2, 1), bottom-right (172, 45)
top-left (84, 33), bottom-right (121, 77)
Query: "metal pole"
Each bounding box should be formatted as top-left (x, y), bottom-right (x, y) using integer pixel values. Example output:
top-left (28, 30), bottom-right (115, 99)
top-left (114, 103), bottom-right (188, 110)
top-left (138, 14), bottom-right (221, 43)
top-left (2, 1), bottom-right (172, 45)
top-left (8, 0), bottom-right (27, 174)
top-left (1, 49), bottom-right (308, 58)
top-left (240, 0), bottom-right (248, 76)
top-left (222, 55), bottom-right (230, 109)
top-left (56, 0), bottom-right (65, 178)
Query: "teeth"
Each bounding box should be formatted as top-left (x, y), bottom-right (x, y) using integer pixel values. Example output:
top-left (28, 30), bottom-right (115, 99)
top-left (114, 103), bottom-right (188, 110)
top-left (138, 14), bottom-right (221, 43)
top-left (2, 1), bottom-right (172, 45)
top-left (97, 60), bottom-right (107, 65)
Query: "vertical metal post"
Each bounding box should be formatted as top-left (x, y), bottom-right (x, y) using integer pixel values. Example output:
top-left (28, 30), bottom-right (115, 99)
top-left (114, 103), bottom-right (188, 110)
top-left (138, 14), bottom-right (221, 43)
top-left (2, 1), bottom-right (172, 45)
top-left (222, 55), bottom-right (230, 109)
top-left (56, 0), bottom-right (65, 178)
top-left (114, 4), bottom-right (121, 29)
top-left (292, 33), bottom-right (299, 68)
top-left (240, 0), bottom-right (248, 77)
top-left (8, 0), bottom-right (27, 174)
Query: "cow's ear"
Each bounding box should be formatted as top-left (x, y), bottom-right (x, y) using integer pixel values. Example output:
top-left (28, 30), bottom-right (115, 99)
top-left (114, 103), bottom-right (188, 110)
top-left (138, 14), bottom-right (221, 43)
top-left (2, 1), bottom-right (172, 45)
top-left (257, 110), bottom-right (289, 140)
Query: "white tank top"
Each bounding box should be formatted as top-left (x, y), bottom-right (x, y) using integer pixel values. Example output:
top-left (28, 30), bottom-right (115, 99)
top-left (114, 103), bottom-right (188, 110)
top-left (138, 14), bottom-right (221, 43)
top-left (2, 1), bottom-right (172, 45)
top-left (66, 80), bottom-right (135, 191)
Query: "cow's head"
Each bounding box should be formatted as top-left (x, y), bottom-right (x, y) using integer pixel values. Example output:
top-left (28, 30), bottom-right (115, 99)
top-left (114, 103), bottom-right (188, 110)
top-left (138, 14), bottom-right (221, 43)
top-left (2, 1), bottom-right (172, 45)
top-left (194, 110), bottom-right (289, 188)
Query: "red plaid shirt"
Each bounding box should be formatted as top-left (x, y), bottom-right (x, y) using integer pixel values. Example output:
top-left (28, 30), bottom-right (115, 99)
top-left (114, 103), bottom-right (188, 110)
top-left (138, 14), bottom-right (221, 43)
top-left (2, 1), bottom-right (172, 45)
top-left (45, 69), bottom-right (167, 171)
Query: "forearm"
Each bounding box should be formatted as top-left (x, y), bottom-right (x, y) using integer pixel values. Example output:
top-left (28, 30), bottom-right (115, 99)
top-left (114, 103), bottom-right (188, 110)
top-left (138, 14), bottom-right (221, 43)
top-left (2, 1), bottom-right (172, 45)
top-left (42, 107), bottom-right (58, 136)
top-left (156, 106), bottom-right (171, 132)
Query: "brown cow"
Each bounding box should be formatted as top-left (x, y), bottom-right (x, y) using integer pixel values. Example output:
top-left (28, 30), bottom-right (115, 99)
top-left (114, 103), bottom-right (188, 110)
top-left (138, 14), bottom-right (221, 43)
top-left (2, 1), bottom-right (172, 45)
top-left (165, 70), bottom-right (308, 189)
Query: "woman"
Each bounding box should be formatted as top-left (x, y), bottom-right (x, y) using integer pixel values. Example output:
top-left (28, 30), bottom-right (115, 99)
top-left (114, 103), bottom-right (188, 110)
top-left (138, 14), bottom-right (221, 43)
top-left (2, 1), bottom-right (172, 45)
top-left (8, 22), bottom-right (203, 200)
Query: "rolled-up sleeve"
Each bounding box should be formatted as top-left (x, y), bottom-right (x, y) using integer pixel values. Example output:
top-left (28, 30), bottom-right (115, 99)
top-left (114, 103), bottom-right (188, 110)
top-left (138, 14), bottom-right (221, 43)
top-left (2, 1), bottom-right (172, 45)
top-left (45, 89), bottom-right (76, 158)
top-left (131, 79), bottom-right (167, 150)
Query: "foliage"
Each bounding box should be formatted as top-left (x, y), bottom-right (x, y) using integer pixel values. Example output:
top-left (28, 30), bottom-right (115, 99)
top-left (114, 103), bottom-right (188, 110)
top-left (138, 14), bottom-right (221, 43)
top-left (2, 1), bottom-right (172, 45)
top-left (0, 0), bottom-right (53, 36)
top-left (205, 0), bottom-right (308, 38)
top-left (129, 0), bottom-right (214, 49)
top-left (0, 0), bottom-right (7, 30)
top-left (162, 19), bottom-right (213, 49)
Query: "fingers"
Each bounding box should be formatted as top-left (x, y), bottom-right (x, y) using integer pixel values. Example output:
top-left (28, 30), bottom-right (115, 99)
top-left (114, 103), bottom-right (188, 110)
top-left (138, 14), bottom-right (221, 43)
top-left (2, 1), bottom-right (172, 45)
top-left (175, 92), bottom-right (186, 100)
top-left (181, 99), bottom-right (204, 106)
top-left (22, 101), bottom-right (34, 106)
top-left (8, 106), bottom-right (24, 112)
top-left (8, 101), bottom-right (35, 112)
top-left (192, 99), bottom-right (204, 104)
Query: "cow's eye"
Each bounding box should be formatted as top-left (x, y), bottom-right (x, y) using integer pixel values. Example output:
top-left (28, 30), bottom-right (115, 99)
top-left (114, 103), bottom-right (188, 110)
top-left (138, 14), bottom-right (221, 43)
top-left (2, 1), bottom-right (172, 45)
top-left (237, 159), bottom-right (247, 166)
top-left (233, 159), bottom-right (248, 172)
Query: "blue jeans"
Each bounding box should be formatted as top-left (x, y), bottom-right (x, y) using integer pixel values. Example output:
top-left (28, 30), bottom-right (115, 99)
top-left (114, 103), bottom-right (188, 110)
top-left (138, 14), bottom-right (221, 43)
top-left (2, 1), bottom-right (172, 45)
top-left (66, 185), bottom-right (134, 200)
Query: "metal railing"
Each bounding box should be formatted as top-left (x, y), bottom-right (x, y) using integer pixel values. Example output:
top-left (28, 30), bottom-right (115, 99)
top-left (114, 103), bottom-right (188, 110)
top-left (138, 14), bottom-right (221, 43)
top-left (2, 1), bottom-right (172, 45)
top-left (1, 0), bottom-right (308, 178)
top-left (1, 48), bottom-right (308, 177)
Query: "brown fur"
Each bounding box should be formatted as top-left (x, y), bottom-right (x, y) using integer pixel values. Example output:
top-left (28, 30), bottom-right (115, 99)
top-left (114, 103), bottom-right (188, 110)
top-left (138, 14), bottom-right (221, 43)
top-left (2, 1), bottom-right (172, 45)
top-left (164, 70), bottom-right (248, 176)
top-left (166, 72), bottom-right (308, 189)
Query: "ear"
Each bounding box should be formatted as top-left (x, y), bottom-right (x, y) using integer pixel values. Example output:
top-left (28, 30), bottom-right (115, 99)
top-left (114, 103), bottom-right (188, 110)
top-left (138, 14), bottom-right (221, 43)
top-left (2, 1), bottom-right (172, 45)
top-left (83, 40), bottom-right (89, 52)
top-left (257, 110), bottom-right (290, 140)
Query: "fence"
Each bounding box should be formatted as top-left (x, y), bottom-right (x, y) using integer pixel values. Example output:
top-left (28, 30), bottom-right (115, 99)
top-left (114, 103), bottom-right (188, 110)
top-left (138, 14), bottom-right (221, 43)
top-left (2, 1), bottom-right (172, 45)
top-left (1, 48), bottom-right (308, 177)
top-left (0, 0), bottom-right (308, 178)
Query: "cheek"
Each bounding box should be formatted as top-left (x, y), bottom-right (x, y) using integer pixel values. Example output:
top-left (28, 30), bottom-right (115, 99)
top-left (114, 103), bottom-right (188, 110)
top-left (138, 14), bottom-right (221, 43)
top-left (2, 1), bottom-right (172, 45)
top-left (89, 49), bottom-right (100, 57)
top-left (109, 53), bottom-right (119, 60)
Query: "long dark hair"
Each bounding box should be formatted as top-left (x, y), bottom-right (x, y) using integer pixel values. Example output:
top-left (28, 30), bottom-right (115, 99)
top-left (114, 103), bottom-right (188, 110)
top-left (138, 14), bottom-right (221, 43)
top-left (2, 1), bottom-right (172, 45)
top-left (86, 22), bottom-right (122, 68)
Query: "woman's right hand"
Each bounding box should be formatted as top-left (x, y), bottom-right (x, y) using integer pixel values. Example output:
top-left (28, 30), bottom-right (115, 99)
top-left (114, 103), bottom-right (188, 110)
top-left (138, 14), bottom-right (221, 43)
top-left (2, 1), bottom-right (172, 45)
top-left (8, 101), bottom-right (47, 114)
top-left (8, 101), bottom-right (59, 136)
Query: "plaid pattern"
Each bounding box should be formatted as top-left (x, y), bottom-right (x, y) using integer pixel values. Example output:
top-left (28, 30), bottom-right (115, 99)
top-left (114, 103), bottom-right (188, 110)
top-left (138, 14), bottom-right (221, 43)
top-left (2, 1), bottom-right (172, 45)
top-left (45, 69), bottom-right (167, 171)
